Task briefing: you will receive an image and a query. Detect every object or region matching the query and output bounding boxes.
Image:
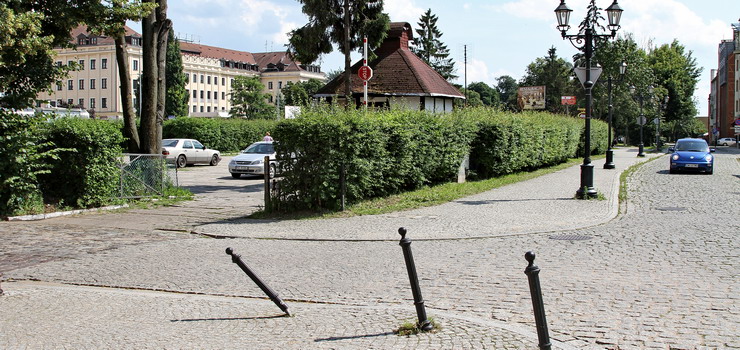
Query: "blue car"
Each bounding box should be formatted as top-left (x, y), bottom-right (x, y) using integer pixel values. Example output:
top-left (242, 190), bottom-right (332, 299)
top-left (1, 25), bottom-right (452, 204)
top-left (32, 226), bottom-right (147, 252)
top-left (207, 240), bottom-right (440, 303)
top-left (668, 138), bottom-right (715, 174)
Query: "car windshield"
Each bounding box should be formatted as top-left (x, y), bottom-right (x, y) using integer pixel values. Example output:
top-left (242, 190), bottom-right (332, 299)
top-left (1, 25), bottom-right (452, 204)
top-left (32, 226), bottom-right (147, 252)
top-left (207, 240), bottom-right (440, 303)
top-left (243, 143), bottom-right (274, 154)
top-left (162, 139), bottom-right (179, 147)
top-left (675, 141), bottom-right (709, 152)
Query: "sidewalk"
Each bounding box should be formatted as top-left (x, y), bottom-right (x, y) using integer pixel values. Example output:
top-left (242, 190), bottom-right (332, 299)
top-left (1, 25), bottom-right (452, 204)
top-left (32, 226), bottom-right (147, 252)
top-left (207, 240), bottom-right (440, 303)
top-left (1, 147), bottom-right (665, 349)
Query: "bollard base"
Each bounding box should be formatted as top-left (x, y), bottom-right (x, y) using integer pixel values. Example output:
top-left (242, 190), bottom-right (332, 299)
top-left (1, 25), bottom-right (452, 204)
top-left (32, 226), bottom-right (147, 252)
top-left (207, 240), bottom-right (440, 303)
top-left (419, 320), bottom-right (434, 332)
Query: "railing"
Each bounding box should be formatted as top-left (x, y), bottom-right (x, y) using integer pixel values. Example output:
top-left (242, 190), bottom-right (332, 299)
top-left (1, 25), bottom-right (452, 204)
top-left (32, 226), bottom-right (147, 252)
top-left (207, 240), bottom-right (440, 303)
top-left (117, 154), bottom-right (178, 198)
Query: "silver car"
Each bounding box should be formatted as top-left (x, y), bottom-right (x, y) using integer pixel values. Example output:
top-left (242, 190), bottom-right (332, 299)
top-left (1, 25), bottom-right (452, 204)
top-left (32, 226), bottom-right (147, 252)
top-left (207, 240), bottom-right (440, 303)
top-left (717, 137), bottom-right (737, 146)
top-left (228, 141), bottom-right (277, 178)
top-left (162, 138), bottom-right (221, 168)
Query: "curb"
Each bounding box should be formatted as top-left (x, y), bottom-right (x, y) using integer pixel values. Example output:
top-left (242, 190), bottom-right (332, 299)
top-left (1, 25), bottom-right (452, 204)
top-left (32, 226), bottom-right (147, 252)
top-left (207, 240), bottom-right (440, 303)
top-left (5, 204), bottom-right (129, 221)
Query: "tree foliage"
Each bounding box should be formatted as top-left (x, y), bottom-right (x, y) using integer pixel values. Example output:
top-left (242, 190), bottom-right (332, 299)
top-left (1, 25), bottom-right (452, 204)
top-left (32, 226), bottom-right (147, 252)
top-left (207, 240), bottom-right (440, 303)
top-left (495, 75), bottom-right (519, 111)
top-left (165, 28), bottom-right (189, 118)
top-left (289, 0), bottom-right (390, 105)
top-left (467, 82), bottom-right (499, 107)
top-left (520, 47), bottom-right (577, 113)
top-left (229, 76), bottom-right (271, 119)
top-left (411, 9), bottom-right (457, 81)
top-left (648, 40), bottom-right (702, 126)
top-left (282, 79), bottom-right (324, 106)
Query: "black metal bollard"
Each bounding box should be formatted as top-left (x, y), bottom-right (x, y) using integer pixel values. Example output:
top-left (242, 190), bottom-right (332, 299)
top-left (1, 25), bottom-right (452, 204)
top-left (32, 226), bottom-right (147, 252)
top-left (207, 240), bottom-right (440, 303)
top-left (524, 251), bottom-right (551, 350)
top-left (398, 227), bottom-right (433, 332)
top-left (226, 247), bottom-right (290, 316)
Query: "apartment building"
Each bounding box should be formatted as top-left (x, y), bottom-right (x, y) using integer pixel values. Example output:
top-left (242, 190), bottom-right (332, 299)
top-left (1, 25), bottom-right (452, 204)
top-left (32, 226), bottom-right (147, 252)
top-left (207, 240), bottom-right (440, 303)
top-left (708, 20), bottom-right (740, 140)
top-left (38, 26), bottom-right (325, 120)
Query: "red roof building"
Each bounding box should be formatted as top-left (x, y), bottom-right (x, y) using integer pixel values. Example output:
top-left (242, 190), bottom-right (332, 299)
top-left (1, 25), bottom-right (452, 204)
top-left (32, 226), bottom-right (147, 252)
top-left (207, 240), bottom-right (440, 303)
top-left (316, 22), bottom-right (464, 112)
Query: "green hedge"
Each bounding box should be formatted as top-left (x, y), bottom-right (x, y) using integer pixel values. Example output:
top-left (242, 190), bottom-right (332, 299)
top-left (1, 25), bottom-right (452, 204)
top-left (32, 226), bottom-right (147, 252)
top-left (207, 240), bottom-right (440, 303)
top-left (271, 107), bottom-right (608, 211)
top-left (39, 118), bottom-right (123, 208)
top-left (163, 117), bottom-right (278, 153)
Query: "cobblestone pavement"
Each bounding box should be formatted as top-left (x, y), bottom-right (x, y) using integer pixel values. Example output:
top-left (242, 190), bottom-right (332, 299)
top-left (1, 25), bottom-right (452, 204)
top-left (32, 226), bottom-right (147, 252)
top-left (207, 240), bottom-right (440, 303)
top-left (1, 147), bottom-right (738, 349)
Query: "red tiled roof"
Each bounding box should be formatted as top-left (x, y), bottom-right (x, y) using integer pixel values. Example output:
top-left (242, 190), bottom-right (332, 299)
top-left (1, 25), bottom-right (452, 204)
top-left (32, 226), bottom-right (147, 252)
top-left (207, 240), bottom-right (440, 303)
top-left (252, 51), bottom-right (304, 72)
top-left (180, 42), bottom-right (257, 65)
top-left (68, 25), bottom-right (141, 46)
top-left (317, 22), bottom-right (463, 98)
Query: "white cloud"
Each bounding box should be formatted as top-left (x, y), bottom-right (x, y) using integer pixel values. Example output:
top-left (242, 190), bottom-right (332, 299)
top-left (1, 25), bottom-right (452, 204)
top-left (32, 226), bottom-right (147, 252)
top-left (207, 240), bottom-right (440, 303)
top-left (456, 58), bottom-right (494, 86)
top-left (498, 0), bottom-right (569, 21)
top-left (384, 0), bottom-right (425, 23)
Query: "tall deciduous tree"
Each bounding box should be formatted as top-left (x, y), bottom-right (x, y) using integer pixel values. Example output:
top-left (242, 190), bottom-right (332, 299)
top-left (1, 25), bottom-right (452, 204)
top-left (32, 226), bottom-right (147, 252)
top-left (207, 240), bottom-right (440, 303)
top-left (495, 75), bottom-right (519, 111)
top-left (282, 79), bottom-right (324, 106)
top-left (520, 47), bottom-right (577, 113)
top-left (412, 9), bottom-right (456, 81)
top-left (165, 28), bottom-right (189, 118)
top-left (140, 0), bottom-right (172, 154)
top-left (289, 0), bottom-right (389, 107)
top-left (467, 82), bottom-right (499, 107)
top-left (229, 76), bottom-right (271, 119)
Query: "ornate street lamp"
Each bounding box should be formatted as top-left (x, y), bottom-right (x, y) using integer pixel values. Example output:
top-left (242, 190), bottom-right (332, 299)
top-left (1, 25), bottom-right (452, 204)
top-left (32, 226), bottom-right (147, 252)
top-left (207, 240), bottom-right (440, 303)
top-left (604, 61), bottom-right (627, 169)
top-left (630, 85), bottom-right (654, 157)
top-left (555, 0), bottom-right (623, 199)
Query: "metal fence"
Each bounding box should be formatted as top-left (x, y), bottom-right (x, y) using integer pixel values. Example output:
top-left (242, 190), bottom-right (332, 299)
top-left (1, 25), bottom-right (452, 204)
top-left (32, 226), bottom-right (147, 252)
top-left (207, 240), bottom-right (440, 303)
top-left (117, 154), bottom-right (178, 198)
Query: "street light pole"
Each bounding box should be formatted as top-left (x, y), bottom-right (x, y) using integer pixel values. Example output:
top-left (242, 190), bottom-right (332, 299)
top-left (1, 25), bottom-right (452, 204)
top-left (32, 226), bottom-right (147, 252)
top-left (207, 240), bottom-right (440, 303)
top-left (630, 85), bottom-right (652, 158)
top-left (555, 0), bottom-right (623, 198)
top-left (604, 62), bottom-right (626, 169)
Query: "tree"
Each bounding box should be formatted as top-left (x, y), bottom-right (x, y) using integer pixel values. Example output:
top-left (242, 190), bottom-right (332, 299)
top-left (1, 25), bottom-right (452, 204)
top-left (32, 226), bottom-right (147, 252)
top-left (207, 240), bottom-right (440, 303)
top-left (495, 75), bottom-right (519, 111)
top-left (454, 88), bottom-right (482, 108)
top-left (229, 76), bottom-right (271, 119)
top-left (289, 0), bottom-right (390, 108)
top-left (282, 79), bottom-right (325, 106)
top-left (140, 0), bottom-right (172, 154)
top-left (411, 9), bottom-right (456, 81)
top-left (520, 47), bottom-right (577, 113)
top-left (467, 82), bottom-right (499, 107)
top-left (165, 28), bottom-right (189, 118)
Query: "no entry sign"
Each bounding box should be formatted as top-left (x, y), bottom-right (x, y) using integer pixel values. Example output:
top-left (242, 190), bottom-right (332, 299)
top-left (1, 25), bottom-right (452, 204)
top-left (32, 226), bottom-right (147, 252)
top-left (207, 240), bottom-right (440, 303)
top-left (358, 66), bottom-right (373, 81)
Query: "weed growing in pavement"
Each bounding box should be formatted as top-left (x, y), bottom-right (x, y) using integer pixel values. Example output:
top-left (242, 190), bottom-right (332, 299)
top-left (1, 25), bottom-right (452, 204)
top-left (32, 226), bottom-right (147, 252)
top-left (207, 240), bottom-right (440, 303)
top-left (618, 155), bottom-right (662, 213)
top-left (394, 318), bottom-right (441, 336)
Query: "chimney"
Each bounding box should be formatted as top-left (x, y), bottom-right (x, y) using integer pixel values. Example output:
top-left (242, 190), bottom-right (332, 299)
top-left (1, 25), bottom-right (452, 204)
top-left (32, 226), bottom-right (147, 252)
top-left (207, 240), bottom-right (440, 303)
top-left (376, 22), bottom-right (413, 57)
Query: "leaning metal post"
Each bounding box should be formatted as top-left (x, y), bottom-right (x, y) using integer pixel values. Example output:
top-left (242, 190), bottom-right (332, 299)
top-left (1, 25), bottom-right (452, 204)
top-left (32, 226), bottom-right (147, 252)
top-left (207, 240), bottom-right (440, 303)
top-left (263, 155), bottom-right (271, 211)
top-left (524, 251), bottom-right (552, 350)
top-left (398, 227), bottom-right (433, 331)
top-left (225, 247), bottom-right (290, 316)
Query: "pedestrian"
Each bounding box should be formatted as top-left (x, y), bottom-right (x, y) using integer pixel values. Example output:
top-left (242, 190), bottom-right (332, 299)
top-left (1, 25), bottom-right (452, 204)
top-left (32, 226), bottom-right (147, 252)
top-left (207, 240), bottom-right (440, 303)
top-left (263, 132), bottom-right (273, 142)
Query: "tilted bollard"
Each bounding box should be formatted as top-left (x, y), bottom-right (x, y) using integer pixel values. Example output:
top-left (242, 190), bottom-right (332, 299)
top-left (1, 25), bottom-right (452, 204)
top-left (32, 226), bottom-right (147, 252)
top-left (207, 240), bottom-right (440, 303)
top-left (226, 247), bottom-right (290, 316)
top-left (524, 251), bottom-right (551, 350)
top-left (398, 227), bottom-right (433, 331)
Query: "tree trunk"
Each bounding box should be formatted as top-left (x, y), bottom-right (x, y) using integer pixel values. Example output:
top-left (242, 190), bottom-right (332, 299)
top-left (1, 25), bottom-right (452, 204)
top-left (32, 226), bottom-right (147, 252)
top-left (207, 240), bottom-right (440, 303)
top-left (343, 0), bottom-right (351, 109)
top-left (140, 0), bottom-right (170, 154)
top-left (114, 34), bottom-right (140, 153)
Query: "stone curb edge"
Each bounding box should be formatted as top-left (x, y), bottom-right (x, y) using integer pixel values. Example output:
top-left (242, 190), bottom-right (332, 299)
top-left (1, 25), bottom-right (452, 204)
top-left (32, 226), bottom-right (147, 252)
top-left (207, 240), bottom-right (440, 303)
top-left (5, 204), bottom-right (129, 221)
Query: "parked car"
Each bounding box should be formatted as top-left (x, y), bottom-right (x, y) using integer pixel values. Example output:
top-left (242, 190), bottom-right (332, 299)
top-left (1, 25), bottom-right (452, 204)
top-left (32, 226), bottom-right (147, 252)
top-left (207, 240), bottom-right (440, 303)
top-left (717, 137), bottom-right (737, 146)
top-left (668, 138), bottom-right (714, 174)
top-left (228, 141), bottom-right (277, 178)
top-left (162, 138), bottom-right (221, 168)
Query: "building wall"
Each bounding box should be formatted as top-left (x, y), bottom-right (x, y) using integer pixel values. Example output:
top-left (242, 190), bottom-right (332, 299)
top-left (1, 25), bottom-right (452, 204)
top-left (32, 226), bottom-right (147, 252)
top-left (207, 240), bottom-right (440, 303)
top-left (261, 71), bottom-right (326, 105)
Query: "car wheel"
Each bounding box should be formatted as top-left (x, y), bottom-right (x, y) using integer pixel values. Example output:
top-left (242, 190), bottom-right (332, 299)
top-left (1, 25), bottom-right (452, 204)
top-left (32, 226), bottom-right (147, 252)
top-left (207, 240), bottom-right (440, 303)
top-left (722, 143), bottom-right (727, 146)
top-left (669, 168), bottom-right (676, 174)
top-left (707, 168), bottom-right (713, 175)
top-left (176, 155), bottom-right (187, 168)
top-left (231, 173), bottom-right (241, 179)
top-left (269, 164), bottom-right (276, 178)
top-left (210, 154), bottom-right (220, 166)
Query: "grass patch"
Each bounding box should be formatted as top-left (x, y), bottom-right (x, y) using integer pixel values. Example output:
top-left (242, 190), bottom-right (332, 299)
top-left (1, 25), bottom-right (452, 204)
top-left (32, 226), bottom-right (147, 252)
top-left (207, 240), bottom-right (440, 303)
top-left (618, 155), bottom-right (662, 212)
top-left (251, 156), bottom-right (602, 220)
top-left (394, 318), bottom-right (441, 336)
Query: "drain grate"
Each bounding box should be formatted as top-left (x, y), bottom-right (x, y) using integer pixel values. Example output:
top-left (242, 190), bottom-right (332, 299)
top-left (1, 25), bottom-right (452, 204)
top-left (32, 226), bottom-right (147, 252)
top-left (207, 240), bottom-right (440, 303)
top-left (655, 207), bottom-right (686, 212)
top-left (549, 235), bottom-right (592, 241)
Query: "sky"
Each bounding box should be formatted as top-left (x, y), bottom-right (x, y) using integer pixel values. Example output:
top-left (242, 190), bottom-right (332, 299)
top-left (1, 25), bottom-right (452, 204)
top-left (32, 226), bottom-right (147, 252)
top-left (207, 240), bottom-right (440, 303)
top-left (135, 0), bottom-right (740, 116)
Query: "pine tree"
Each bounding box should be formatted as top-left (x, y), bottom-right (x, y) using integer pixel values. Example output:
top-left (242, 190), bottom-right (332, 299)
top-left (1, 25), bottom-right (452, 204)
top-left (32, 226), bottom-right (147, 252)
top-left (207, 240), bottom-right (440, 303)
top-left (165, 29), bottom-right (189, 118)
top-left (412, 9), bottom-right (457, 81)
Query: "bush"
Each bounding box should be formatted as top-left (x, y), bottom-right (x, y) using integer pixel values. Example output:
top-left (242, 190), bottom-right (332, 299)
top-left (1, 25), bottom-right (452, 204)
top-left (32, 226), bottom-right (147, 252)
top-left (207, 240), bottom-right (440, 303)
top-left (163, 117), bottom-right (278, 153)
top-left (39, 118), bottom-right (123, 208)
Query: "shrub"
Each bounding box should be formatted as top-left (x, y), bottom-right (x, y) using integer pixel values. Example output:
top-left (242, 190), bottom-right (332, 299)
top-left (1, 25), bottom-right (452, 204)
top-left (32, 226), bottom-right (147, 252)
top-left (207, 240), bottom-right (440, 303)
top-left (39, 118), bottom-right (123, 208)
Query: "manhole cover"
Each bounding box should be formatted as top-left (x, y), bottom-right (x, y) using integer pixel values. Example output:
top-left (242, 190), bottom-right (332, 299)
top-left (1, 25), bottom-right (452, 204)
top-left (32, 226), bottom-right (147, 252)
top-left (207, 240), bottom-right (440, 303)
top-left (655, 207), bottom-right (686, 212)
top-left (549, 235), bottom-right (592, 241)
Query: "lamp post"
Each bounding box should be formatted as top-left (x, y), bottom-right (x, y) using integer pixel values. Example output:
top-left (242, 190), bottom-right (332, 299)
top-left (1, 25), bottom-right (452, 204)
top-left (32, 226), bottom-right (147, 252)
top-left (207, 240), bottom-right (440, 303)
top-left (555, 0), bottom-right (623, 199)
top-left (604, 61), bottom-right (627, 169)
top-left (630, 85), bottom-right (653, 157)
top-left (655, 95), bottom-right (669, 152)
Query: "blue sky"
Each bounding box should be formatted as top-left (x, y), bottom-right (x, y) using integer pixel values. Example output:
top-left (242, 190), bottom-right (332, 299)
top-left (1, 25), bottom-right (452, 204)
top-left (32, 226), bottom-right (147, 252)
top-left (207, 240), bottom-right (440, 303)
top-left (138, 0), bottom-right (740, 115)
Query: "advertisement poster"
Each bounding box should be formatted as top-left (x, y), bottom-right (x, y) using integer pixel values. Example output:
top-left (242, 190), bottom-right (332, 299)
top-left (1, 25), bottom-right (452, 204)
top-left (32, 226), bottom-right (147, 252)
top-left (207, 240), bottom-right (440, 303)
top-left (517, 86), bottom-right (546, 110)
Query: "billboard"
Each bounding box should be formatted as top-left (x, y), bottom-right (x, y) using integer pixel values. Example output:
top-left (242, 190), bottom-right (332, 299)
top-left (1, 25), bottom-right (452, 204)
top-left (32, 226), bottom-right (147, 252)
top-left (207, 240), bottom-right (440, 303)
top-left (517, 86), bottom-right (546, 110)
top-left (561, 96), bottom-right (576, 105)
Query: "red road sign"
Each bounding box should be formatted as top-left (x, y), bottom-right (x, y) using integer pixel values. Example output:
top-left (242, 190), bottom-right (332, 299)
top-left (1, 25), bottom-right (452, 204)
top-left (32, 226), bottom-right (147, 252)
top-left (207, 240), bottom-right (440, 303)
top-left (561, 96), bottom-right (576, 105)
top-left (358, 66), bottom-right (373, 81)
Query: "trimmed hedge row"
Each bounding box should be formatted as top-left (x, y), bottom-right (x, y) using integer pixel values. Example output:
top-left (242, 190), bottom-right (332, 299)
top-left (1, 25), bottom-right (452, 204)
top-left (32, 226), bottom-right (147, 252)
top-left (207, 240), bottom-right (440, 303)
top-left (163, 117), bottom-right (278, 153)
top-left (40, 118), bottom-right (124, 208)
top-left (272, 108), bottom-right (608, 210)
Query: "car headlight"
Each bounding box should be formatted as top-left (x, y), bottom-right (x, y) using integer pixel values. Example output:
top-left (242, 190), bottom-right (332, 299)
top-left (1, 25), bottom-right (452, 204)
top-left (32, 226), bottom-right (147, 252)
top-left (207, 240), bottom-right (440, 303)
top-left (705, 155), bottom-right (712, 162)
top-left (254, 159), bottom-right (263, 165)
top-left (229, 159), bottom-right (236, 165)
top-left (672, 154), bottom-right (679, 160)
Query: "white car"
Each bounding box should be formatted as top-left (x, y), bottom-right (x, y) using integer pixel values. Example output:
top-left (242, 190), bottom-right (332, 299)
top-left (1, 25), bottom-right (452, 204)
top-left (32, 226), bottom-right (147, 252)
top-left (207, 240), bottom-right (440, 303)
top-left (162, 138), bottom-right (221, 168)
top-left (228, 141), bottom-right (277, 178)
top-left (717, 137), bottom-right (737, 146)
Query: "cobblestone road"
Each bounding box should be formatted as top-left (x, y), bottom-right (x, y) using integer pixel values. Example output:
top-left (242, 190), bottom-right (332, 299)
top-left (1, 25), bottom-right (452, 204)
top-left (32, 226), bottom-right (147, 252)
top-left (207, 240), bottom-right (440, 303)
top-left (1, 147), bottom-right (738, 349)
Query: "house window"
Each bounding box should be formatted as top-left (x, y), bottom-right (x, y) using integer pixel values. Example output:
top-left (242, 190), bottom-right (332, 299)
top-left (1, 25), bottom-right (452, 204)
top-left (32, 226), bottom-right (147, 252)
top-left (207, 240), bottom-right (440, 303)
top-left (193, 90), bottom-right (197, 98)
top-left (90, 59), bottom-right (96, 70)
top-left (200, 106), bottom-right (204, 113)
top-left (67, 99), bottom-right (73, 106)
top-left (193, 73), bottom-right (197, 82)
top-left (68, 60), bottom-right (74, 67)
top-left (222, 92), bottom-right (225, 100)
top-left (90, 79), bottom-right (96, 89)
top-left (278, 81), bottom-right (282, 89)
top-left (133, 59), bottom-right (139, 71)
top-left (222, 77), bottom-right (225, 86)
top-left (56, 99), bottom-right (62, 107)
top-left (68, 80), bottom-right (73, 90)
top-left (56, 61), bottom-right (62, 67)
top-left (200, 90), bottom-right (204, 99)
top-left (268, 82), bottom-right (273, 89)
top-left (101, 98), bottom-right (107, 109)
top-left (101, 58), bottom-right (108, 69)
top-left (213, 76), bottom-right (217, 83)
top-left (207, 91), bottom-right (211, 100)
top-left (101, 78), bottom-right (107, 89)
top-left (268, 95), bottom-right (273, 103)
top-left (90, 98), bottom-right (95, 109)
top-left (79, 60), bottom-right (84, 70)
top-left (200, 75), bottom-right (204, 83)
top-left (193, 105), bottom-right (197, 113)
top-left (213, 91), bottom-right (217, 100)
top-left (78, 79), bottom-right (84, 90)
top-left (79, 99), bottom-right (84, 107)
top-left (207, 76), bottom-right (211, 84)
top-left (207, 106), bottom-right (211, 113)
top-left (230, 78), bottom-right (234, 86)
top-left (56, 82), bottom-right (62, 91)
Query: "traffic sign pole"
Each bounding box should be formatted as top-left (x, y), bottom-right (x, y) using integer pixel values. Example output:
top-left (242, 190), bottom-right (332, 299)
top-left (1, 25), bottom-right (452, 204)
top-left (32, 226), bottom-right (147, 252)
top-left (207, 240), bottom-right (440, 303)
top-left (363, 36), bottom-right (368, 111)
